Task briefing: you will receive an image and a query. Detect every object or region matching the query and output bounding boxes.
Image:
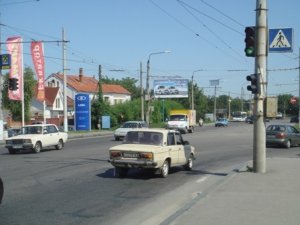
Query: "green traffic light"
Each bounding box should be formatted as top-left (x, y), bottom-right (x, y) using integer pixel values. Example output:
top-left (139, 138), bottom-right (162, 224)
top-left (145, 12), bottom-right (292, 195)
top-left (245, 47), bottom-right (255, 57)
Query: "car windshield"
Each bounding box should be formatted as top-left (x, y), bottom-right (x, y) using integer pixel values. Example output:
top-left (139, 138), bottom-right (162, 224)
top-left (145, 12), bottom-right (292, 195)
top-left (21, 126), bottom-right (43, 134)
top-left (121, 122), bottom-right (139, 128)
top-left (267, 125), bottom-right (286, 132)
top-left (170, 115), bottom-right (186, 121)
top-left (124, 131), bottom-right (163, 146)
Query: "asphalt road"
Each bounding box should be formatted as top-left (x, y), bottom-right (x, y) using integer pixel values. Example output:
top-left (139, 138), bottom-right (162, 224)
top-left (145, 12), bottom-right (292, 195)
top-left (0, 121), bottom-right (298, 225)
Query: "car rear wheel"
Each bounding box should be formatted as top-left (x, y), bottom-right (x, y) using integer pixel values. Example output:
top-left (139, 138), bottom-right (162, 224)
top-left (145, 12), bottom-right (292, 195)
top-left (185, 156), bottom-right (193, 171)
top-left (33, 142), bottom-right (42, 153)
top-left (285, 140), bottom-right (291, 149)
top-left (160, 160), bottom-right (169, 178)
top-left (55, 139), bottom-right (63, 150)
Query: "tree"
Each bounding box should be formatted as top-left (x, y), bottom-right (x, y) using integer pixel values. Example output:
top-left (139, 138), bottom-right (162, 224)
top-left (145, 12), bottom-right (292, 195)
top-left (2, 67), bottom-right (36, 121)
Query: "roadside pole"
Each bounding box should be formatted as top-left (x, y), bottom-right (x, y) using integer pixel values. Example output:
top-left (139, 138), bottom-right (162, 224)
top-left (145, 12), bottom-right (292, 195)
top-left (253, 0), bottom-right (267, 173)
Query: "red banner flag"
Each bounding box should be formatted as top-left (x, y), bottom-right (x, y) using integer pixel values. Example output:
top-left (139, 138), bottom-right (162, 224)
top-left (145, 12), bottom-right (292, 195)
top-left (6, 36), bottom-right (23, 101)
top-left (31, 41), bottom-right (45, 101)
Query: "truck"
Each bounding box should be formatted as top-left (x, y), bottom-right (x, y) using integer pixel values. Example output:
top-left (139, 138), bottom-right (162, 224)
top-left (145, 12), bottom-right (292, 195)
top-left (166, 109), bottom-right (196, 133)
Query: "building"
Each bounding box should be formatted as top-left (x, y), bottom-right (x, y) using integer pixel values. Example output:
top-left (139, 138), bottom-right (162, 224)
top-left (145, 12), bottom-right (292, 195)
top-left (30, 68), bottom-right (131, 121)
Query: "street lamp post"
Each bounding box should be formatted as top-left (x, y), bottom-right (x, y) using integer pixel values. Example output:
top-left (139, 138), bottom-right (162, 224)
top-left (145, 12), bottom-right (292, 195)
top-left (145, 51), bottom-right (171, 125)
top-left (191, 70), bottom-right (203, 110)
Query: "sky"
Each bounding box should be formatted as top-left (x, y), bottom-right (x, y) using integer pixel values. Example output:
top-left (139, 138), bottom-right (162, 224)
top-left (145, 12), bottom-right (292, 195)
top-left (0, 0), bottom-right (299, 99)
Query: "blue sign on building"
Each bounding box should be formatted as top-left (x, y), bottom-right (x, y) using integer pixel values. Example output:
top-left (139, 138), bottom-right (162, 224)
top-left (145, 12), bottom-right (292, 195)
top-left (269, 28), bottom-right (293, 53)
top-left (75, 93), bottom-right (91, 131)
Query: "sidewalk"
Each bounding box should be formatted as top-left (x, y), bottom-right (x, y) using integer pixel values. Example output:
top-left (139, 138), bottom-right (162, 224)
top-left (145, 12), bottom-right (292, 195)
top-left (166, 157), bottom-right (300, 225)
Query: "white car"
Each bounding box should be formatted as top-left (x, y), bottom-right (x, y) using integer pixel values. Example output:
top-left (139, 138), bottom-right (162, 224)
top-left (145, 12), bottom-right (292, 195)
top-left (5, 124), bottom-right (68, 154)
top-left (114, 121), bottom-right (148, 141)
top-left (108, 129), bottom-right (196, 178)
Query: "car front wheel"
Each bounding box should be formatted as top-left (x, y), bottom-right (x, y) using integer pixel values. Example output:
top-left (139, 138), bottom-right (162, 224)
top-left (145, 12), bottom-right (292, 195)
top-left (33, 142), bottom-right (42, 153)
top-left (285, 140), bottom-right (291, 149)
top-left (160, 160), bottom-right (169, 178)
top-left (55, 139), bottom-right (64, 150)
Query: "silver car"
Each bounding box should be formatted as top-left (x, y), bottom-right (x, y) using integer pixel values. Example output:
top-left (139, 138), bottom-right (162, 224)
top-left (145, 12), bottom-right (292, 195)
top-left (266, 124), bottom-right (300, 148)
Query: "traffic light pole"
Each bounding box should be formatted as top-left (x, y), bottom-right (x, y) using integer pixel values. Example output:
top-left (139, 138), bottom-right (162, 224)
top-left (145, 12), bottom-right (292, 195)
top-left (253, 0), bottom-right (267, 173)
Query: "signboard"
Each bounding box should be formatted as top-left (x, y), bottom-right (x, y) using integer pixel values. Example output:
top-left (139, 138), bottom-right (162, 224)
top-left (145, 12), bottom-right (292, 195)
top-left (153, 79), bottom-right (189, 99)
top-left (210, 79), bottom-right (220, 86)
top-left (0, 54), bottom-right (11, 69)
top-left (75, 93), bottom-right (91, 131)
top-left (102, 116), bottom-right (111, 129)
top-left (269, 28), bottom-right (293, 52)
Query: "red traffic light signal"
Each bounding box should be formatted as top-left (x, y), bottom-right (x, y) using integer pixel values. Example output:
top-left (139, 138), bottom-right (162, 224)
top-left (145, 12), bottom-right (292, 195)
top-left (246, 74), bottom-right (258, 94)
top-left (244, 26), bottom-right (256, 57)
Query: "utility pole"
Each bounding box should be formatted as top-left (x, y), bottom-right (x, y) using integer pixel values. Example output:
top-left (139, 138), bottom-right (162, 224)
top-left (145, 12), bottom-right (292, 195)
top-left (140, 62), bottom-right (144, 121)
top-left (191, 75), bottom-right (194, 110)
top-left (298, 47), bottom-right (300, 129)
top-left (253, 0), bottom-right (267, 173)
top-left (62, 28), bottom-right (68, 132)
top-left (0, 20), bottom-right (4, 140)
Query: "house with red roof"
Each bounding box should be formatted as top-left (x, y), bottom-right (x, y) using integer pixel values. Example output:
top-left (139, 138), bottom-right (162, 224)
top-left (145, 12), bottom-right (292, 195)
top-left (31, 68), bottom-right (131, 121)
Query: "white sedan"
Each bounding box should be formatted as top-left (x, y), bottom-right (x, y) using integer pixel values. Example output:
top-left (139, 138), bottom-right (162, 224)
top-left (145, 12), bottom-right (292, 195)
top-left (108, 128), bottom-right (196, 178)
top-left (5, 124), bottom-right (68, 154)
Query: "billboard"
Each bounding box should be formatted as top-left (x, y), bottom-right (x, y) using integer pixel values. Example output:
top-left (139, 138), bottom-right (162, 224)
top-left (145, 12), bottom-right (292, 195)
top-left (75, 93), bottom-right (91, 131)
top-left (153, 79), bottom-right (189, 98)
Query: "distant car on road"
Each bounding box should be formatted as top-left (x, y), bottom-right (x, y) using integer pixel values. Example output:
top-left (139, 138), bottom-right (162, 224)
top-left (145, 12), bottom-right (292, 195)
top-left (245, 116), bottom-right (254, 124)
top-left (290, 116), bottom-right (299, 123)
top-left (114, 121), bottom-right (148, 141)
top-left (266, 124), bottom-right (300, 149)
top-left (108, 129), bottom-right (195, 178)
top-left (5, 124), bottom-right (68, 154)
top-left (215, 118), bottom-right (228, 127)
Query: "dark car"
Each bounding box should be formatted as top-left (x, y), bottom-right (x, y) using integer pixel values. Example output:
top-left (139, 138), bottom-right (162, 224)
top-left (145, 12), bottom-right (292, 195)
top-left (266, 124), bottom-right (300, 148)
top-left (245, 116), bottom-right (254, 124)
top-left (290, 116), bottom-right (299, 123)
top-left (0, 176), bottom-right (3, 204)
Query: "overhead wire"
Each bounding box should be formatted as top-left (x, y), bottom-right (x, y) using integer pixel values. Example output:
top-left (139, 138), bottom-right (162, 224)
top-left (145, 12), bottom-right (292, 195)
top-left (177, 0), bottom-right (246, 61)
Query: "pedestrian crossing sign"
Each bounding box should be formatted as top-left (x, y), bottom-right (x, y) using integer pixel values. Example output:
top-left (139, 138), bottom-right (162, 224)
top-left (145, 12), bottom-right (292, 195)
top-left (269, 28), bottom-right (293, 52)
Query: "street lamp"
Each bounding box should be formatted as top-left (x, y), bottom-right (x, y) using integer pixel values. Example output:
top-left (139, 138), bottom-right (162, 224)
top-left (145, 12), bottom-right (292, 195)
top-left (145, 51), bottom-right (171, 124)
top-left (191, 69), bottom-right (203, 110)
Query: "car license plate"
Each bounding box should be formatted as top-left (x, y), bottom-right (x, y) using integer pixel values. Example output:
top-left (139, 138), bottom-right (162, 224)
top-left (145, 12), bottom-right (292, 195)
top-left (13, 145), bottom-right (23, 149)
top-left (123, 152), bottom-right (139, 158)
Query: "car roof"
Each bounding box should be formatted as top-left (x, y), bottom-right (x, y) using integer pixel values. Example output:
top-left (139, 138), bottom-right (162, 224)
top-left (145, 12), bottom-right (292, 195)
top-left (127, 128), bottom-right (179, 134)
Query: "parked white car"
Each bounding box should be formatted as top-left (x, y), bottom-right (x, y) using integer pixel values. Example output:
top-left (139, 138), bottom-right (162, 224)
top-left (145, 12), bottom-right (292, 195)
top-left (5, 124), bottom-right (68, 154)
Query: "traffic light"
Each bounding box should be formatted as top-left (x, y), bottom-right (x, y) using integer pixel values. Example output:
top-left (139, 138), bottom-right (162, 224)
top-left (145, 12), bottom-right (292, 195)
top-left (8, 78), bottom-right (19, 91)
top-left (246, 74), bottom-right (258, 94)
top-left (244, 26), bottom-right (256, 57)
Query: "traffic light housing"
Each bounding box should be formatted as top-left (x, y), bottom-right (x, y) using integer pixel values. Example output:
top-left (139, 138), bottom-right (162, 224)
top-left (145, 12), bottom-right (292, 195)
top-left (244, 26), bottom-right (256, 57)
top-left (8, 78), bottom-right (19, 91)
top-left (246, 74), bottom-right (258, 94)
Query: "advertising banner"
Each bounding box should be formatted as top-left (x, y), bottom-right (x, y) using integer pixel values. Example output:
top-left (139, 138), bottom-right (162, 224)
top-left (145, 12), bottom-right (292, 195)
top-left (31, 41), bottom-right (45, 101)
top-left (75, 93), bottom-right (91, 131)
top-left (153, 79), bottom-right (189, 98)
top-left (7, 36), bottom-right (23, 101)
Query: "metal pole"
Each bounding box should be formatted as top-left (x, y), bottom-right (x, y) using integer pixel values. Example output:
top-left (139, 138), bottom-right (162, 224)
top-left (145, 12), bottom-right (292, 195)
top-left (298, 47), bottom-right (300, 128)
top-left (140, 62), bottom-right (144, 121)
top-left (0, 19), bottom-right (4, 140)
top-left (214, 85), bottom-right (217, 121)
top-left (62, 28), bottom-right (68, 132)
top-left (146, 58), bottom-right (150, 125)
top-left (191, 75), bottom-right (194, 110)
top-left (145, 51), bottom-right (171, 125)
top-left (253, 0), bottom-right (267, 173)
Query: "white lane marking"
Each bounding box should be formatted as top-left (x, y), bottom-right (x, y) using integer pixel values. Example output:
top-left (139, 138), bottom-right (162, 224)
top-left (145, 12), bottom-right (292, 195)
top-left (196, 176), bottom-right (207, 183)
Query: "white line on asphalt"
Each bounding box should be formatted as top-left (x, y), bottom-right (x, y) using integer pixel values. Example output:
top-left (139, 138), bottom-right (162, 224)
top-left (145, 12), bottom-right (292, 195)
top-left (196, 176), bottom-right (208, 183)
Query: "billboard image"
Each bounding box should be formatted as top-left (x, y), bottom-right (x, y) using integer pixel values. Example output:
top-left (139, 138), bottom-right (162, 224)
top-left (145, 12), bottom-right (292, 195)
top-left (153, 79), bottom-right (189, 98)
